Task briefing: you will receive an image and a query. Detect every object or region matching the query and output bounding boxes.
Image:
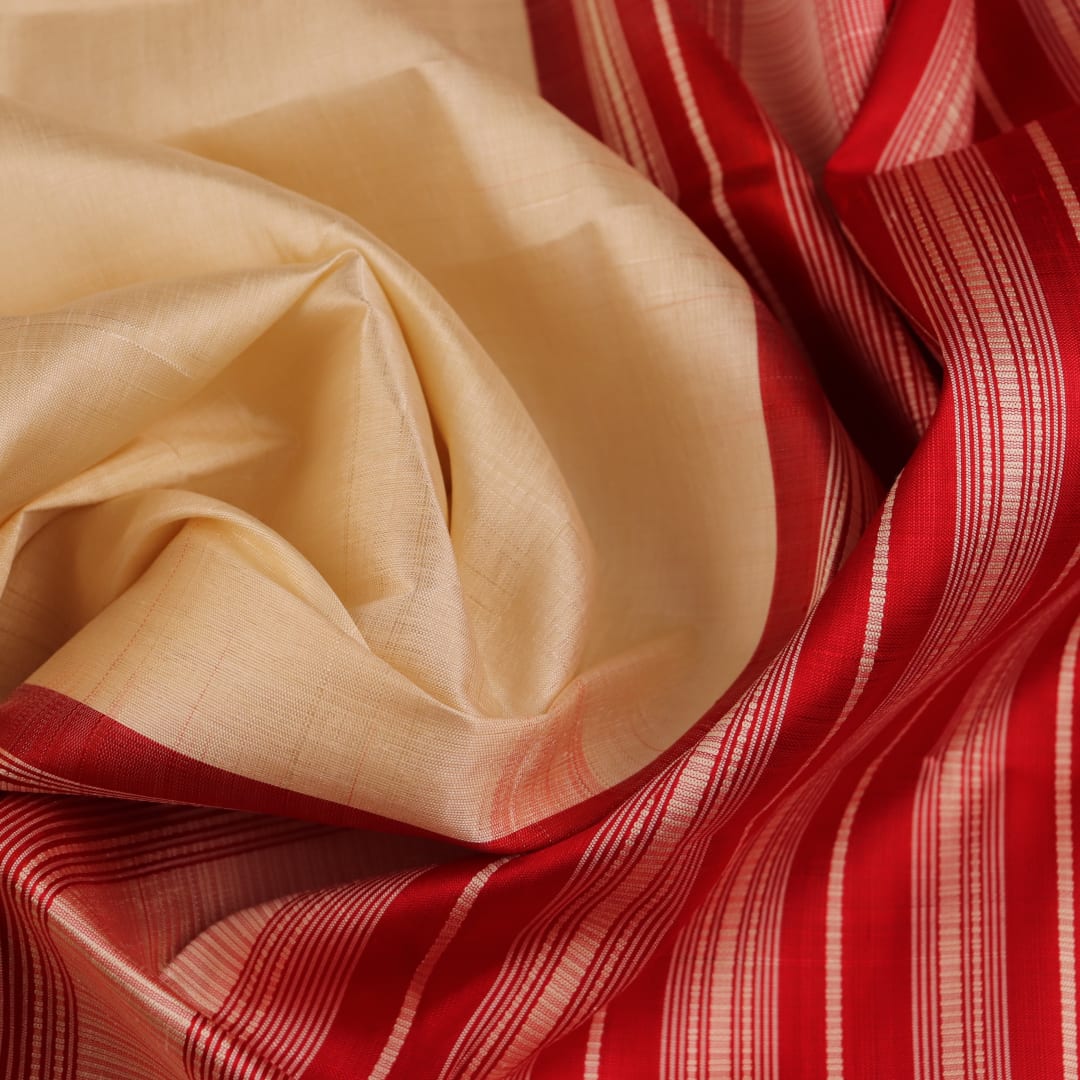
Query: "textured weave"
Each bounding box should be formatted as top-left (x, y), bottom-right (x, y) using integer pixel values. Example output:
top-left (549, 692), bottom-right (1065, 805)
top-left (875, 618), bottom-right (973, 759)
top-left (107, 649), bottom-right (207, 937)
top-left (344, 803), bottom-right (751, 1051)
top-left (1, 0), bottom-right (1079, 1076)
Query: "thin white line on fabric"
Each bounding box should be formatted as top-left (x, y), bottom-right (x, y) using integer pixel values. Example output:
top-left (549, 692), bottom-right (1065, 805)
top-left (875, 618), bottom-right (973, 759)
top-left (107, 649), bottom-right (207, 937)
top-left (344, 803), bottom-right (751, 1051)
top-left (650, 0), bottom-right (798, 335)
top-left (369, 859), bottom-right (508, 1080)
top-left (1056, 616), bottom-right (1080, 1080)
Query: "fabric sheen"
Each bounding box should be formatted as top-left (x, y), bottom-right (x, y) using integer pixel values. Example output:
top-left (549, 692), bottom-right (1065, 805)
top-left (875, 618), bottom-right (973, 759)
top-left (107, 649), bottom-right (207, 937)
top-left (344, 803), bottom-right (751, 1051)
top-left (0, 1), bottom-right (1078, 1078)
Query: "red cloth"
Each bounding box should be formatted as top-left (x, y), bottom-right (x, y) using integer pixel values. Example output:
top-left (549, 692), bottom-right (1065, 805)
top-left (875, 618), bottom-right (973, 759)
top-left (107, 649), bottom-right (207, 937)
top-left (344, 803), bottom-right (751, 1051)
top-left (5, 1), bottom-right (1080, 1076)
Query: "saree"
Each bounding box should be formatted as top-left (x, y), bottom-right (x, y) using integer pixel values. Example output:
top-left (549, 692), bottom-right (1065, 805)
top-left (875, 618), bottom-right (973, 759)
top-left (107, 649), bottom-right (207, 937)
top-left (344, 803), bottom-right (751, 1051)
top-left (0, 0), bottom-right (1077, 1075)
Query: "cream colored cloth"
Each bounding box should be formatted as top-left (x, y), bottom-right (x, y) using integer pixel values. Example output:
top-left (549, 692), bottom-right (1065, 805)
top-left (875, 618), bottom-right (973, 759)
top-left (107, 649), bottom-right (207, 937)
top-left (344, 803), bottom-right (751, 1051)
top-left (0, 0), bottom-right (774, 842)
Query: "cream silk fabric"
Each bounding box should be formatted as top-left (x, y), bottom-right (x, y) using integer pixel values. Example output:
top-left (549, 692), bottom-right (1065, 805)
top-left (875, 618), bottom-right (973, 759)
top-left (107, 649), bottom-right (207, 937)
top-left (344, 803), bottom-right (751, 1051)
top-left (0, 0), bottom-right (775, 842)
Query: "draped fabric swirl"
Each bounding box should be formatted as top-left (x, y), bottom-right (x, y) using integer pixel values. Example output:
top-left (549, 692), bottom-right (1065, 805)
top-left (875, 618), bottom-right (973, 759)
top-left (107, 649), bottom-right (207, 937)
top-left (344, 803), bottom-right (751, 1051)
top-left (1, 1), bottom-right (1079, 1077)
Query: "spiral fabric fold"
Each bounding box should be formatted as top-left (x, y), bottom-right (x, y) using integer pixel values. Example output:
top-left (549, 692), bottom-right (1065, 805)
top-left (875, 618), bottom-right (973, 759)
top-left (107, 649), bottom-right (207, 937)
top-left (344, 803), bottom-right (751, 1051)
top-left (1, 2), bottom-right (1079, 1077)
